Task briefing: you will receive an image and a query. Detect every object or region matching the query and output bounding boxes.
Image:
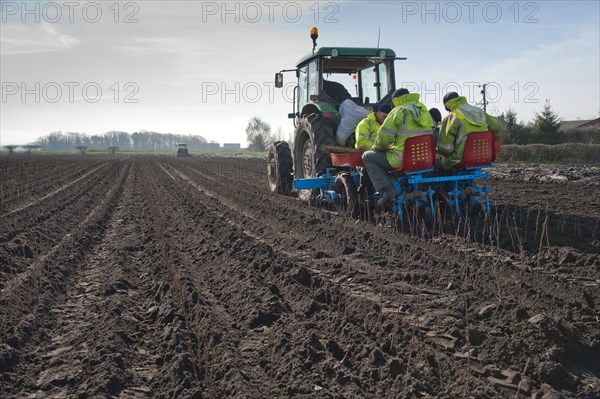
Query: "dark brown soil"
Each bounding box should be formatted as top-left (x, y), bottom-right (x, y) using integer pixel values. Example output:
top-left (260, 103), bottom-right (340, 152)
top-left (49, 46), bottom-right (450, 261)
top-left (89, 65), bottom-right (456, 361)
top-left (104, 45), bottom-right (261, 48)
top-left (1, 155), bottom-right (598, 399)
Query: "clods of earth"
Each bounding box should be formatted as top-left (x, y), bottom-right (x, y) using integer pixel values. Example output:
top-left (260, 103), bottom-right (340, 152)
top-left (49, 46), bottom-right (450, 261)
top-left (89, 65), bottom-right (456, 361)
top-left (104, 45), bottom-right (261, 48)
top-left (1, 156), bottom-right (598, 398)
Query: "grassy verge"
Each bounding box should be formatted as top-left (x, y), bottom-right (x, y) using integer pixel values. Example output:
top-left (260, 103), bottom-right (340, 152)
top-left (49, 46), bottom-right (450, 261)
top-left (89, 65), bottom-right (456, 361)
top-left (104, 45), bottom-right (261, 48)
top-left (496, 143), bottom-right (600, 165)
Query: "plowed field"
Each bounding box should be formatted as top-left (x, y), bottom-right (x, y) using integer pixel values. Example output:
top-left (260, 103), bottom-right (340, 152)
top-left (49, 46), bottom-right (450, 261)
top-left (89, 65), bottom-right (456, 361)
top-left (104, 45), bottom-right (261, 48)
top-left (1, 155), bottom-right (598, 399)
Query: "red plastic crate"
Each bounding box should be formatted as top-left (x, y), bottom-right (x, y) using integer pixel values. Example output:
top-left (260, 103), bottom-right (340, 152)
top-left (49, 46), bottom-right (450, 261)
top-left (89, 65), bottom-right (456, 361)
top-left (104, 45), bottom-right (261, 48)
top-left (331, 153), bottom-right (364, 167)
top-left (459, 131), bottom-right (495, 167)
top-left (389, 135), bottom-right (435, 173)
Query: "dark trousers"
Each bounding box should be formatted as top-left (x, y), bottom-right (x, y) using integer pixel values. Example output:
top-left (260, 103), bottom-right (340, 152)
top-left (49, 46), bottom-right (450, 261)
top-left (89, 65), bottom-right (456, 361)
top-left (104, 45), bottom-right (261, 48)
top-left (362, 150), bottom-right (394, 192)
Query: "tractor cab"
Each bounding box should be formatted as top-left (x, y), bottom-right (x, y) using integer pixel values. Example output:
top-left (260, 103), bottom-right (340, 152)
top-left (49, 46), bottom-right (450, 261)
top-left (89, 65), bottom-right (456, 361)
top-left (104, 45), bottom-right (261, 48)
top-left (176, 143), bottom-right (190, 157)
top-left (288, 47), bottom-right (399, 126)
top-left (275, 29), bottom-right (403, 131)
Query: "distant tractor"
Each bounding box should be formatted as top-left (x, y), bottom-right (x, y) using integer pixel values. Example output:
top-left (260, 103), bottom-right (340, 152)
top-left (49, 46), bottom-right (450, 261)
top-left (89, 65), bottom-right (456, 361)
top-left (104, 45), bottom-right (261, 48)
top-left (176, 143), bottom-right (190, 157)
top-left (268, 27), bottom-right (498, 220)
top-left (75, 146), bottom-right (88, 154)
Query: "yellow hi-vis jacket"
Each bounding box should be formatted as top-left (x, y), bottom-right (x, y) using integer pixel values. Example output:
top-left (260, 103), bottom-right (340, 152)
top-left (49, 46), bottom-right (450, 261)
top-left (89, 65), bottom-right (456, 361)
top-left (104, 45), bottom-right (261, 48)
top-left (437, 96), bottom-right (500, 170)
top-left (373, 93), bottom-right (435, 169)
top-left (355, 112), bottom-right (380, 150)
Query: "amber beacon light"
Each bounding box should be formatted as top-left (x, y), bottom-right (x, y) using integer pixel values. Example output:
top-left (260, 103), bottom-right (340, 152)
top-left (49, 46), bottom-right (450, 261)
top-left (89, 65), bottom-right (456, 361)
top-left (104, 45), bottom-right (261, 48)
top-left (310, 27), bottom-right (319, 54)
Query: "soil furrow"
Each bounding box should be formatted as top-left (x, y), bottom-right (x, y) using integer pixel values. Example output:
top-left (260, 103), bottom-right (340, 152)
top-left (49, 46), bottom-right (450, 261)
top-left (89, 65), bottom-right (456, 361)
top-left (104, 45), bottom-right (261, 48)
top-left (159, 157), bottom-right (599, 397)
top-left (0, 161), bottom-right (130, 359)
top-left (1, 156), bottom-right (597, 399)
top-left (1, 162), bottom-right (109, 217)
top-left (0, 162), bottom-right (123, 292)
top-left (0, 158), bottom-right (106, 209)
top-left (4, 163), bottom-right (163, 397)
top-left (147, 161), bottom-right (282, 397)
top-left (153, 161), bottom-right (500, 397)
top-left (0, 163), bottom-right (122, 291)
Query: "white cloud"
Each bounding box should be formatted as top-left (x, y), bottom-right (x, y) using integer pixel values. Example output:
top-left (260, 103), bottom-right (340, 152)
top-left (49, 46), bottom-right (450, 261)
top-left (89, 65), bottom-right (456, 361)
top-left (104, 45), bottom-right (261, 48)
top-left (0, 23), bottom-right (81, 54)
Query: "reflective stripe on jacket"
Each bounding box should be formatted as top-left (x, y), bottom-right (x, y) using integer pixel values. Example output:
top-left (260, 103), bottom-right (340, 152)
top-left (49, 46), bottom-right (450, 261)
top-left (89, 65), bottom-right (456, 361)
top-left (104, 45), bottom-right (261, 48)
top-left (355, 112), bottom-right (380, 150)
top-left (373, 93), bottom-right (435, 169)
top-left (437, 96), bottom-right (500, 169)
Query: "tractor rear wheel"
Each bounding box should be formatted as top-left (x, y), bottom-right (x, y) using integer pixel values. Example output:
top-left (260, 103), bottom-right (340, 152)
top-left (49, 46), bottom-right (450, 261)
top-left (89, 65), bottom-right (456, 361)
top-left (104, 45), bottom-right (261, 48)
top-left (294, 113), bottom-right (338, 202)
top-left (267, 141), bottom-right (293, 195)
top-left (334, 173), bottom-right (358, 217)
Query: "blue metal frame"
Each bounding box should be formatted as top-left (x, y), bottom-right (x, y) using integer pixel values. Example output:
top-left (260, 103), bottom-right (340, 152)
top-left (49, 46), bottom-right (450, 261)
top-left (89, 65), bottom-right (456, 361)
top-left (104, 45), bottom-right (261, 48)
top-left (293, 164), bottom-right (494, 219)
top-left (293, 169), bottom-right (362, 204)
top-left (384, 169), bottom-right (435, 220)
top-left (293, 177), bottom-right (329, 190)
top-left (403, 166), bottom-right (492, 216)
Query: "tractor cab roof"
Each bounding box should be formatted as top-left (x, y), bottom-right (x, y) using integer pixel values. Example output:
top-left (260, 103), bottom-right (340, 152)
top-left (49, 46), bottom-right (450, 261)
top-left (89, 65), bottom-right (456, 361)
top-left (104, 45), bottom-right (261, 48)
top-left (296, 47), bottom-right (397, 68)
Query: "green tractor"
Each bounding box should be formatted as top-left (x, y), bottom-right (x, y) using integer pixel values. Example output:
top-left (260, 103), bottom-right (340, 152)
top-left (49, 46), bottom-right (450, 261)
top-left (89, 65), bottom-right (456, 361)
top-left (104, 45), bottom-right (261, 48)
top-left (176, 143), bottom-right (190, 157)
top-left (268, 28), bottom-right (403, 201)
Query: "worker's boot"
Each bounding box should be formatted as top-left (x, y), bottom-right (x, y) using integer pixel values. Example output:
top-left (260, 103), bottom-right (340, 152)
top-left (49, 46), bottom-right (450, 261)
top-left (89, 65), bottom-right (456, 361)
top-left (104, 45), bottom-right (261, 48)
top-left (376, 187), bottom-right (400, 207)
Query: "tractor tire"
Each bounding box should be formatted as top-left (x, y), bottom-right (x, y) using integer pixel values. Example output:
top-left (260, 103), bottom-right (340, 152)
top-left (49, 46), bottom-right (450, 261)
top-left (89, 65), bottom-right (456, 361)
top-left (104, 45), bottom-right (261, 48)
top-left (293, 113), bottom-right (338, 202)
top-left (267, 141), bottom-right (293, 195)
top-left (334, 173), bottom-right (358, 217)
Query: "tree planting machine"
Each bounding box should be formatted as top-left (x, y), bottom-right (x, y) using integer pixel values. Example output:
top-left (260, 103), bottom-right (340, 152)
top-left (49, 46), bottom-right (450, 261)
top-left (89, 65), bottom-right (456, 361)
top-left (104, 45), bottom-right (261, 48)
top-left (267, 28), bottom-right (497, 220)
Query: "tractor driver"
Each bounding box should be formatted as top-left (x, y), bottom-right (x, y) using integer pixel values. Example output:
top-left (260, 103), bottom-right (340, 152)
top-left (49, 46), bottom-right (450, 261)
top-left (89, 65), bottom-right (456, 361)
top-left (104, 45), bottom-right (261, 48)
top-left (436, 92), bottom-right (501, 170)
top-left (361, 88), bottom-right (436, 207)
top-left (354, 103), bottom-right (392, 150)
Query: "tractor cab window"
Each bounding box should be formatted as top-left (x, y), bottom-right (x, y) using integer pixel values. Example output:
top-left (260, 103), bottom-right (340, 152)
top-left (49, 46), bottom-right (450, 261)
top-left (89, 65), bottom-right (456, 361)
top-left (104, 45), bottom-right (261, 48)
top-left (360, 62), bottom-right (390, 104)
top-left (322, 75), bottom-right (353, 104)
top-left (297, 65), bottom-right (308, 111)
top-left (297, 60), bottom-right (319, 112)
top-left (308, 60), bottom-right (319, 98)
top-left (321, 57), bottom-right (393, 106)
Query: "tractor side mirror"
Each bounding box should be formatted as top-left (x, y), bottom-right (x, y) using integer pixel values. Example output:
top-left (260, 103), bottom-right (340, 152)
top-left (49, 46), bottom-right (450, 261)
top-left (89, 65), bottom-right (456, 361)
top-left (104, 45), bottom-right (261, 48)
top-left (275, 73), bottom-right (283, 88)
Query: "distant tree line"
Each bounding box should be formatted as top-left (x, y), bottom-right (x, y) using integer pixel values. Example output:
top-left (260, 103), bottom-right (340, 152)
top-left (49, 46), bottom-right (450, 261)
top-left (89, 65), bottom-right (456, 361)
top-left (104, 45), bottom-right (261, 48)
top-left (499, 101), bottom-right (599, 145)
top-left (35, 131), bottom-right (214, 152)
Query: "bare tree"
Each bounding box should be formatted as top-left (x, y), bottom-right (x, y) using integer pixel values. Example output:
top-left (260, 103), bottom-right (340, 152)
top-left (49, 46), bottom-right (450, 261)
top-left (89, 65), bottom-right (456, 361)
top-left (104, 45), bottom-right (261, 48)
top-left (4, 145), bottom-right (18, 154)
top-left (275, 127), bottom-right (285, 141)
top-left (246, 117), bottom-right (273, 152)
top-left (23, 145), bottom-right (40, 154)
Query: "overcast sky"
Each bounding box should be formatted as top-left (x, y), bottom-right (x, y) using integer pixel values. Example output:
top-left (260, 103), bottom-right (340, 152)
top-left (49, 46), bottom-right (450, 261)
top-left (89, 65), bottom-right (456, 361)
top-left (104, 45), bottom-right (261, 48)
top-left (1, 0), bottom-right (599, 146)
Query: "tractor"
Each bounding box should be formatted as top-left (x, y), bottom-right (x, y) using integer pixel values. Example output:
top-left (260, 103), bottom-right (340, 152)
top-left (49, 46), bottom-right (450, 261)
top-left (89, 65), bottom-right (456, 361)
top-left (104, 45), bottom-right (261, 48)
top-left (268, 28), bottom-right (401, 199)
top-left (268, 28), bottom-right (496, 220)
top-left (176, 143), bottom-right (190, 157)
